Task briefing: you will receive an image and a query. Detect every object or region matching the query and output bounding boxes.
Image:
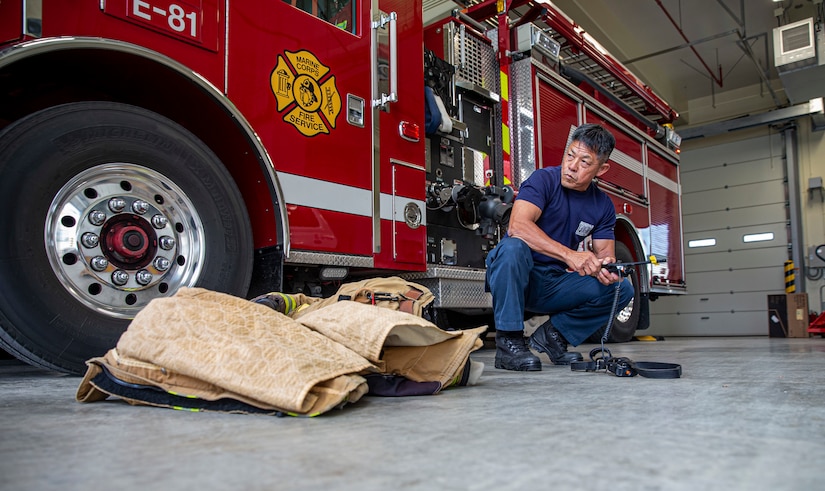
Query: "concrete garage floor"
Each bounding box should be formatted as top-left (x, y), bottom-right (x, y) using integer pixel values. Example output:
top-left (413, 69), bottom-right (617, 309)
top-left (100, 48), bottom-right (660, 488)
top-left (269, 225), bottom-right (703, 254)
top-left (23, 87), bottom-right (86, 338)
top-left (2, 336), bottom-right (825, 491)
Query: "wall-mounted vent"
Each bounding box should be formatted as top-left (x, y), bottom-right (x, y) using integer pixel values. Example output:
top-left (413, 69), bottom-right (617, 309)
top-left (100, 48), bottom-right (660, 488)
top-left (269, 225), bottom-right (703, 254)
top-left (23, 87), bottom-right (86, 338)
top-left (774, 18), bottom-right (816, 71)
top-left (773, 18), bottom-right (825, 104)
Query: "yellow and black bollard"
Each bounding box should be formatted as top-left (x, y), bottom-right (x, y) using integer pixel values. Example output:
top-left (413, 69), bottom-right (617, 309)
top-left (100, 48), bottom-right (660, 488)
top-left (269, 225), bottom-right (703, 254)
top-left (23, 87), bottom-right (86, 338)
top-left (784, 260), bottom-right (795, 293)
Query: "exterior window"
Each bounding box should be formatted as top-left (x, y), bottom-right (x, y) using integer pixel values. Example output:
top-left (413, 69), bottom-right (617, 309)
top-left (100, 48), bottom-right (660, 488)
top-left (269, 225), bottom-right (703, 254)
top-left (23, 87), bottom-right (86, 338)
top-left (743, 232), bottom-right (774, 243)
top-left (688, 238), bottom-right (716, 248)
top-left (284, 0), bottom-right (355, 33)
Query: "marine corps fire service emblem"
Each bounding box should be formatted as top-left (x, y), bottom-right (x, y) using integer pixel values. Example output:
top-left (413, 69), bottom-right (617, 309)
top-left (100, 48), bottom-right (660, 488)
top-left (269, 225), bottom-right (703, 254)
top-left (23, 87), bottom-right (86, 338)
top-left (270, 50), bottom-right (342, 137)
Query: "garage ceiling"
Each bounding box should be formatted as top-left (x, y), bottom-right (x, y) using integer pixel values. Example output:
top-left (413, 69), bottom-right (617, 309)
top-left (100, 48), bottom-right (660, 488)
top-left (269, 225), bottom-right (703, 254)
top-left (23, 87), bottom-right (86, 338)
top-left (550, 0), bottom-right (825, 124)
top-left (426, 0), bottom-right (825, 127)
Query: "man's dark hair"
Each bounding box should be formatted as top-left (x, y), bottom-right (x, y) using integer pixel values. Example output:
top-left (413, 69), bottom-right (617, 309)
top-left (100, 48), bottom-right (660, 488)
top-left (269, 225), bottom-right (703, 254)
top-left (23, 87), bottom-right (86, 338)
top-left (571, 123), bottom-right (616, 163)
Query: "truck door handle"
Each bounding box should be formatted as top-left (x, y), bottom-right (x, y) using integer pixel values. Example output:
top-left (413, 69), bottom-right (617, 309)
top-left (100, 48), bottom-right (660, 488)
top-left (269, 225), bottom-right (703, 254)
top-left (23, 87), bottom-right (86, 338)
top-left (372, 11), bottom-right (398, 108)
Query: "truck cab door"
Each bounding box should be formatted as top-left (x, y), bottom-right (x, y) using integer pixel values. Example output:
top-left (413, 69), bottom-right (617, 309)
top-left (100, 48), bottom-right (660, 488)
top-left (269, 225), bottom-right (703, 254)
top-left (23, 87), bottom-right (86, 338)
top-left (372, 0), bottom-right (427, 270)
top-left (231, 1), bottom-right (376, 258)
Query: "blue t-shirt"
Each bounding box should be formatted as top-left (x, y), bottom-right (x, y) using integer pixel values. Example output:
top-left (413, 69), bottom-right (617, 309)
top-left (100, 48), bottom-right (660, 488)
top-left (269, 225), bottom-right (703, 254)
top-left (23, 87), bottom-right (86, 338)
top-left (514, 166), bottom-right (616, 269)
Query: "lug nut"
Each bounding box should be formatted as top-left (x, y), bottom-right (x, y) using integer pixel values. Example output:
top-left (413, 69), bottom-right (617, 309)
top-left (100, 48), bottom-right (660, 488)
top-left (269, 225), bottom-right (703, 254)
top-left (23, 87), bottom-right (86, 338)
top-left (88, 210), bottom-right (106, 226)
top-left (151, 214), bottom-right (168, 229)
top-left (108, 198), bottom-right (127, 213)
top-left (81, 232), bottom-right (100, 248)
top-left (111, 270), bottom-right (129, 286)
top-left (153, 256), bottom-right (171, 271)
top-left (159, 236), bottom-right (176, 250)
top-left (90, 256), bottom-right (109, 271)
top-left (132, 200), bottom-right (150, 215)
top-left (135, 269), bottom-right (153, 285)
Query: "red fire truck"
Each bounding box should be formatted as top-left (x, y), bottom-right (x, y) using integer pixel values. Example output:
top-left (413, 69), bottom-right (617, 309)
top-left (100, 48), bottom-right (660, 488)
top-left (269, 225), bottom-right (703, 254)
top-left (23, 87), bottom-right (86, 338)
top-left (0, 0), bottom-right (685, 374)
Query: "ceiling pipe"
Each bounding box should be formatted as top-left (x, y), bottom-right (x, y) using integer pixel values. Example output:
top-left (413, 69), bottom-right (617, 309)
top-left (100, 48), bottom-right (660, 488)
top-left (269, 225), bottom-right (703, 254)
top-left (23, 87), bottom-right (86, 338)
top-left (623, 29), bottom-right (738, 65)
top-left (715, 0), bottom-right (745, 33)
top-left (735, 32), bottom-right (783, 107)
top-left (715, 0), bottom-right (782, 106)
top-left (654, 0), bottom-right (724, 87)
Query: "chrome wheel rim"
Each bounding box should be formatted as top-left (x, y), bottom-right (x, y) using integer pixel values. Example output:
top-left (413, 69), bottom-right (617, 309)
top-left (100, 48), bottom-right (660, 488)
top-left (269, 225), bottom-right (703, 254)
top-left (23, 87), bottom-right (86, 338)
top-left (45, 163), bottom-right (205, 318)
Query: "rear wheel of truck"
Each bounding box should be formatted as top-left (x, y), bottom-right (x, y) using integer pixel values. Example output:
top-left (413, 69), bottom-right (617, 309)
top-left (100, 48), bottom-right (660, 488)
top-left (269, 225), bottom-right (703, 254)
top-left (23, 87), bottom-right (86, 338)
top-left (587, 241), bottom-right (641, 343)
top-left (0, 102), bottom-right (253, 374)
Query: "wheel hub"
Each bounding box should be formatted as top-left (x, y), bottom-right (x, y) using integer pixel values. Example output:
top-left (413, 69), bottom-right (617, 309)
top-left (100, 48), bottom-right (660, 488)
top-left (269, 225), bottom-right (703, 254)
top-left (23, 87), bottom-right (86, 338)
top-left (102, 216), bottom-right (156, 267)
top-left (45, 163), bottom-right (204, 319)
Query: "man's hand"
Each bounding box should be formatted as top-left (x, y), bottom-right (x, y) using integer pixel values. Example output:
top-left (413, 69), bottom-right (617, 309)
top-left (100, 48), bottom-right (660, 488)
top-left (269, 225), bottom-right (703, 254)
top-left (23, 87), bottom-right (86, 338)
top-left (566, 250), bottom-right (604, 276)
top-left (567, 251), bottom-right (621, 285)
top-left (595, 257), bottom-right (622, 286)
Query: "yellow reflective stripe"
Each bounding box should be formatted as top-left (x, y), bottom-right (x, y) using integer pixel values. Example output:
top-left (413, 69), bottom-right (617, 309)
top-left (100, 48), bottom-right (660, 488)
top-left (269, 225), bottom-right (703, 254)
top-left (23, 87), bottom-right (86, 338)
top-left (172, 406), bottom-right (200, 412)
top-left (500, 70), bottom-right (509, 101)
top-left (277, 292), bottom-right (296, 313)
top-left (167, 391), bottom-right (198, 399)
top-left (285, 411), bottom-right (322, 417)
top-left (500, 70), bottom-right (511, 155)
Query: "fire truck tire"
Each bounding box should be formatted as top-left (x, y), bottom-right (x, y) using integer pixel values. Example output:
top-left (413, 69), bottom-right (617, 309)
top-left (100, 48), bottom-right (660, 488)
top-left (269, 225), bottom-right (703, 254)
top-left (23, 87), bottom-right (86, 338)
top-left (587, 241), bottom-right (641, 344)
top-left (0, 102), bottom-right (253, 374)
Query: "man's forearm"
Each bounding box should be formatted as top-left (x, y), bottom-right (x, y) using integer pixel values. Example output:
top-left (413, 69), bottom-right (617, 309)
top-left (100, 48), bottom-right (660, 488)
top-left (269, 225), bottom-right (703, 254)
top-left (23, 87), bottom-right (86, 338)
top-left (508, 220), bottom-right (572, 264)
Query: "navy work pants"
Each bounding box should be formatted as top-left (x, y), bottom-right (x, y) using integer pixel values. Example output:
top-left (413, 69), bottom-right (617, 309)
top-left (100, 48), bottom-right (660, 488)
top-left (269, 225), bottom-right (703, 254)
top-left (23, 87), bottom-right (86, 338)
top-left (485, 237), bottom-right (634, 346)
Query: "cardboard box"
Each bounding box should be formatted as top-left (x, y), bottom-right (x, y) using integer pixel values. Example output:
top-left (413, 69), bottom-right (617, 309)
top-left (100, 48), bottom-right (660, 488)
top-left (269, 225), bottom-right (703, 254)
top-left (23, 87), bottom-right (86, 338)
top-left (768, 293), bottom-right (809, 338)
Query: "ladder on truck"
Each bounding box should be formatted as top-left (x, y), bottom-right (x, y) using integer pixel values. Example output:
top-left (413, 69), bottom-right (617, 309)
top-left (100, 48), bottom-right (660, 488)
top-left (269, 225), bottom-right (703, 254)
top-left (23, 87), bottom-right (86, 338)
top-left (461, 0), bottom-right (677, 126)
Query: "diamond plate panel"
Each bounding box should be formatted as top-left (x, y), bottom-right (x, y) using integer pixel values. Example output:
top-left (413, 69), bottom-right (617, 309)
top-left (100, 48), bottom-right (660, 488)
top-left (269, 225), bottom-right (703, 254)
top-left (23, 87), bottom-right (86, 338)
top-left (402, 265), bottom-right (486, 281)
top-left (510, 57), bottom-right (536, 188)
top-left (491, 84), bottom-right (504, 185)
top-left (286, 251), bottom-right (373, 268)
top-left (400, 266), bottom-right (491, 308)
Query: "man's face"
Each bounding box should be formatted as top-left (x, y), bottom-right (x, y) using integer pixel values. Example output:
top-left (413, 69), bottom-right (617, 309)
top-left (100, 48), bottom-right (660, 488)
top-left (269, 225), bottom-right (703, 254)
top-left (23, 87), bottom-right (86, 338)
top-left (560, 140), bottom-right (610, 192)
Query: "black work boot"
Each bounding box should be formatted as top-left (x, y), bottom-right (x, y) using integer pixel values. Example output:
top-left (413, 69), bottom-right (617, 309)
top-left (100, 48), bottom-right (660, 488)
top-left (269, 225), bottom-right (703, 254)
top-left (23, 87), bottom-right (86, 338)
top-left (529, 320), bottom-right (584, 365)
top-left (495, 331), bottom-right (542, 371)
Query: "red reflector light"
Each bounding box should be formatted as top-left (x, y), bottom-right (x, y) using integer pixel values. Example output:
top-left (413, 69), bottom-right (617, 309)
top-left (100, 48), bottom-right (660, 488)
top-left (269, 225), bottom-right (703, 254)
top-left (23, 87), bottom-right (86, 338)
top-left (399, 121), bottom-right (420, 142)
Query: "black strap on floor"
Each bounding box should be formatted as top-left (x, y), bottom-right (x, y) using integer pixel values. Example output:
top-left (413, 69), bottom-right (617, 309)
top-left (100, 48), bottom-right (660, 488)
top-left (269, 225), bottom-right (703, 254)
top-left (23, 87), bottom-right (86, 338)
top-left (571, 355), bottom-right (682, 379)
top-left (570, 269), bottom-right (682, 379)
top-left (632, 361), bottom-right (682, 378)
